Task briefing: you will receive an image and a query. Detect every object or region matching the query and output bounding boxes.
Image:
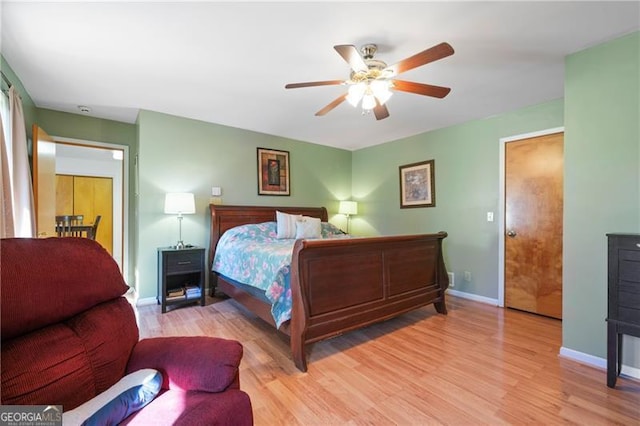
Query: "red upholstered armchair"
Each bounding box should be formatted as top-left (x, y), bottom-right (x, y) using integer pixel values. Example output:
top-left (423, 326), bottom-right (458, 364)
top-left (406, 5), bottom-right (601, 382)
top-left (1, 238), bottom-right (253, 425)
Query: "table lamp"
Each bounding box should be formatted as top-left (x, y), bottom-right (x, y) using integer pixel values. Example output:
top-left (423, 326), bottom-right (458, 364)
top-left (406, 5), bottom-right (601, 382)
top-left (339, 200), bottom-right (358, 234)
top-left (164, 192), bottom-right (196, 249)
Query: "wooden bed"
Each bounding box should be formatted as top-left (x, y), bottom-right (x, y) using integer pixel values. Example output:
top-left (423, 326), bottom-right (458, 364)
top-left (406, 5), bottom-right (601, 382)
top-left (208, 204), bottom-right (449, 372)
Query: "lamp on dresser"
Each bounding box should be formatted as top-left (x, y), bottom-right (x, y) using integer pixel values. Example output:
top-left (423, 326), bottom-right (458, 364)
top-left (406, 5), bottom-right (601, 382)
top-left (164, 192), bottom-right (196, 249)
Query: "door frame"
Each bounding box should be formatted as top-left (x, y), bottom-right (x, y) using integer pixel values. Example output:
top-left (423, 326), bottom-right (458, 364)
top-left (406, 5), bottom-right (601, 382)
top-left (53, 136), bottom-right (129, 282)
top-left (498, 126), bottom-right (564, 307)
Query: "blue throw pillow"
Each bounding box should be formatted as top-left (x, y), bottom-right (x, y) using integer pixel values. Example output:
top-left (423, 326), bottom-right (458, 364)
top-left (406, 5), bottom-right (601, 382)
top-left (63, 369), bottom-right (162, 426)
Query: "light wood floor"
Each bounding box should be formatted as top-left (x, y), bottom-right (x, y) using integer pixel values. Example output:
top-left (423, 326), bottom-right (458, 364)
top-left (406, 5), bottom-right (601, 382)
top-left (135, 296), bottom-right (639, 425)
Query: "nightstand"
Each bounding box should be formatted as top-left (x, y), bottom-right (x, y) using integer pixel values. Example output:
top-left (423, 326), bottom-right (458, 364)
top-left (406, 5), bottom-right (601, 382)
top-left (157, 246), bottom-right (206, 313)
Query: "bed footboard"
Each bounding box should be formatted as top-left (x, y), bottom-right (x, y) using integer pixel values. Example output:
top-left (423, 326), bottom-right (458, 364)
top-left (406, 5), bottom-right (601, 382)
top-left (289, 232), bottom-right (449, 371)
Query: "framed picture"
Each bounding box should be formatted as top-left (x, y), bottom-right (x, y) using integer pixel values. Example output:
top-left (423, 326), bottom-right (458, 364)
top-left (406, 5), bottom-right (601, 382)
top-left (257, 148), bottom-right (290, 196)
top-left (399, 159), bottom-right (435, 208)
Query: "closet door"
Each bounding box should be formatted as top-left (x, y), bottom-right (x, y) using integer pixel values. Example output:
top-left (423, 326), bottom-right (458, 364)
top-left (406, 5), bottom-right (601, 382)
top-left (55, 175), bottom-right (73, 214)
top-left (73, 176), bottom-right (113, 254)
top-left (55, 174), bottom-right (113, 254)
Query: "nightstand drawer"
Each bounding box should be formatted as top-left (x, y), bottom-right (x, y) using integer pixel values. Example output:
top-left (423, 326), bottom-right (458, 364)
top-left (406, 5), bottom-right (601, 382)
top-left (166, 251), bottom-right (202, 273)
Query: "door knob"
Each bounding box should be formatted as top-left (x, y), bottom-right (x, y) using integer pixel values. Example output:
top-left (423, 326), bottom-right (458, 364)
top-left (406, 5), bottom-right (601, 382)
top-left (507, 230), bottom-right (517, 237)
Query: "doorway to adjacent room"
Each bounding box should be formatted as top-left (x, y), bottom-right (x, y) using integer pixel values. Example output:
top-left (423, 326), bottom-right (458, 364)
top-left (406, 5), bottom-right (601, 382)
top-left (33, 126), bottom-right (129, 277)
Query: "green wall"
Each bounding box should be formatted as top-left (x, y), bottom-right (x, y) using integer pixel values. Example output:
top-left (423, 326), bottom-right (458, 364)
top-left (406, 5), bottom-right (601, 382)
top-left (37, 108), bottom-right (137, 146)
top-left (1, 56), bottom-right (37, 138)
top-left (136, 110), bottom-right (352, 299)
top-left (564, 32), bottom-right (639, 367)
top-left (352, 99), bottom-right (564, 299)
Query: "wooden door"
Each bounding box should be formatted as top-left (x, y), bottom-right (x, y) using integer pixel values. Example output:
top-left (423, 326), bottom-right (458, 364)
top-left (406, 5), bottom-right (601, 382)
top-left (505, 132), bottom-right (563, 319)
top-left (55, 175), bottom-right (73, 214)
top-left (73, 176), bottom-right (113, 254)
top-left (33, 125), bottom-right (56, 237)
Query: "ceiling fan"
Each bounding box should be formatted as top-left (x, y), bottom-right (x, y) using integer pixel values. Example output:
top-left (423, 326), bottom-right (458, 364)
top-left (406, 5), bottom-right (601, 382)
top-left (285, 42), bottom-right (454, 120)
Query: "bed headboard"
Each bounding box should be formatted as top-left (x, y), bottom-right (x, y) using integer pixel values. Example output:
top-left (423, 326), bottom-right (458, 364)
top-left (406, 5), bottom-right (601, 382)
top-left (208, 204), bottom-right (328, 272)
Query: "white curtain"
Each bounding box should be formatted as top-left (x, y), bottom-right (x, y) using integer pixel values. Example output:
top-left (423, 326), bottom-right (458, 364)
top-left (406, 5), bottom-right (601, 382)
top-left (0, 86), bottom-right (35, 237)
top-left (0, 96), bottom-right (14, 237)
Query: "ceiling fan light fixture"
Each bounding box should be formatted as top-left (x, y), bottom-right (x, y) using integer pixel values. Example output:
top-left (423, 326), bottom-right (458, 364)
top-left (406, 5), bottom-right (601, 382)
top-left (370, 80), bottom-right (393, 105)
top-left (361, 93), bottom-right (377, 110)
top-left (346, 83), bottom-right (366, 107)
top-left (375, 89), bottom-right (392, 105)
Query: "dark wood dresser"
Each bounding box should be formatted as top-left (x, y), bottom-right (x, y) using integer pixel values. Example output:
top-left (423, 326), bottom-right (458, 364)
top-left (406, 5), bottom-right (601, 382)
top-left (606, 233), bottom-right (640, 388)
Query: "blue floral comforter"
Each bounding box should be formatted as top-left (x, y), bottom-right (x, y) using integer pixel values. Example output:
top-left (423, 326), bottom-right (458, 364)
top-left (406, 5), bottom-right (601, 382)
top-left (212, 221), bottom-right (349, 328)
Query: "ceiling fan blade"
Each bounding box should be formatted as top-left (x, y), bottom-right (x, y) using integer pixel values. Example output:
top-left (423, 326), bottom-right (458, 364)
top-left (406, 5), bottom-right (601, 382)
top-left (392, 80), bottom-right (451, 98)
top-left (315, 93), bottom-right (348, 116)
top-left (285, 80), bottom-right (344, 89)
top-left (334, 45), bottom-right (368, 73)
top-left (385, 42), bottom-right (454, 76)
top-left (373, 101), bottom-right (390, 120)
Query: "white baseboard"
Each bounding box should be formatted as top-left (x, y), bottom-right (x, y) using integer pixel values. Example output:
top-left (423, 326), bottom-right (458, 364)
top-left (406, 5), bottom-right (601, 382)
top-left (136, 296), bottom-right (157, 307)
top-left (559, 347), bottom-right (607, 368)
top-left (446, 288), bottom-right (499, 306)
top-left (559, 346), bottom-right (640, 380)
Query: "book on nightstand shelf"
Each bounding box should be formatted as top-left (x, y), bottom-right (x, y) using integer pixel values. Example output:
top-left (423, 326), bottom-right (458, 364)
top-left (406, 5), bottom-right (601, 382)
top-left (185, 285), bottom-right (201, 299)
top-left (167, 288), bottom-right (185, 300)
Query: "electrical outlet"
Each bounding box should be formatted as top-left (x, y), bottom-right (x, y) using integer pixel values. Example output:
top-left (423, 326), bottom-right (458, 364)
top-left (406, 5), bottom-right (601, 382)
top-left (464, 271), bottom-right (471, 282)
top-left (448, 272), bottom-right (454, 287)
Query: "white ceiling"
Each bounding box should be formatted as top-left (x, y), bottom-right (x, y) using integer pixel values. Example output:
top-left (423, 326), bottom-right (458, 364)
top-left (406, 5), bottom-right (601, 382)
top-left (2, 1), bottom-right (638, 151)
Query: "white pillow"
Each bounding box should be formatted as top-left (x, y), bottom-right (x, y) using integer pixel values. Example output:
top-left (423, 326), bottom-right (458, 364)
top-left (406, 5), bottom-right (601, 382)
top-left (63, 368), bottom-right (162, 425)
top-left (296, 216), bottom-right (322, 239)
top-left (276, 211), bottom-right (301, 239)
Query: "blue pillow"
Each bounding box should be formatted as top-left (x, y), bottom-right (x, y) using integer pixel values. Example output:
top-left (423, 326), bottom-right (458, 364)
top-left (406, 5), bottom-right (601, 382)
top-left (63, 369), bottom-right (162, 426)
top-left (321, 222), bottom-right (347, 238)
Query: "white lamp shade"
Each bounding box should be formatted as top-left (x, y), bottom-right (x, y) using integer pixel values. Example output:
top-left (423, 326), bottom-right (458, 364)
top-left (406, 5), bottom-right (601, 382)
top-left (346, 83), bottom-right (366, 107)
top-left (371, 79), bottom-right (393, 105)
top-left (164, 193), bottom-right (196, 214)
top-left (361, 94), bottom-right (376, 111)
top-left (339, 200), bottom-right (358, 216)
